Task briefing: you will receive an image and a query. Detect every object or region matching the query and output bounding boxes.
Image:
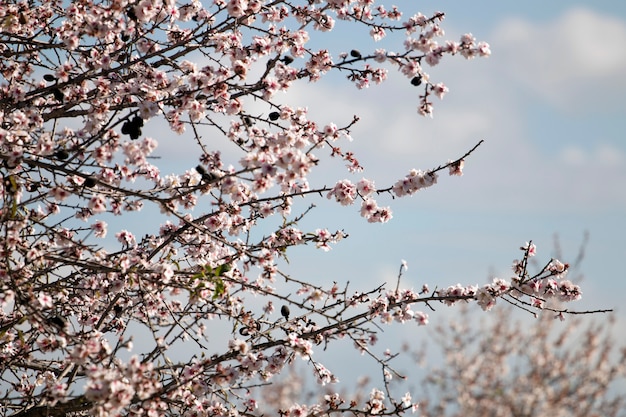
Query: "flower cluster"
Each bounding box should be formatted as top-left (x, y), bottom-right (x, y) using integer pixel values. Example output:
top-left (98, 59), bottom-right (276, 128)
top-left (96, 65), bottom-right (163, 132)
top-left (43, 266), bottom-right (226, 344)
top-left (392, 169), bottom-right (438, 197)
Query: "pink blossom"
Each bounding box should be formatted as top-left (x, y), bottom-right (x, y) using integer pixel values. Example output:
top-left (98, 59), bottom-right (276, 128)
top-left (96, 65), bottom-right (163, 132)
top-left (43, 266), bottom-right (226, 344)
top-left (418, 101), bottom-right (434, 117)
top-left (367, 206), bottom-right (393, 223)
top-left (425, 51), bottom-right (442, 66)
top-left (91, 220), bottom-right (108, 238)
top-left (477, 41), bottom-right (492, 56)
top-left (115, 230), bottom-right (136, 247)
top-left (228, 339), bottom-right (250, 355)
top-left (374, 48), bottom-right (387, 63)
top-left (476, 287), bottom-right (496, 311)
top-left (415, 311), bottom-right (428, 326)
top-left (38, 292), bottom-right (53, 308)
top-left (323, 123), bottom-right (338, 138)
top-left (360, 198), bottom-right (378, 218)
top-left (370, 26), bottom-right (386, 41)
top-left (88, 194), bottom-right (107, 213)
top-left (49, 186), bottom-right (71, 201)
top-left (522, 242), bottom-right (537, 257)
top-left (327, 179), bottom-right (357, 206)
top-left (448, 159), bottom-right (464, 176)
top-left (432, 82), bottom-right (449, 99)
top-left (138, 101), bottom-right (160, 120)
top-left (357, 178), bottom-right (376, 196)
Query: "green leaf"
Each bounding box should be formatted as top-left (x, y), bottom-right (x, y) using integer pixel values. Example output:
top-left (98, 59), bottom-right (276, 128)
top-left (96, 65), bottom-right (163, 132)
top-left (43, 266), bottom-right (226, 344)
top-left (212, 277), bottom-right (225, 299)
top-left (214, 263), bottom-right (230, 277)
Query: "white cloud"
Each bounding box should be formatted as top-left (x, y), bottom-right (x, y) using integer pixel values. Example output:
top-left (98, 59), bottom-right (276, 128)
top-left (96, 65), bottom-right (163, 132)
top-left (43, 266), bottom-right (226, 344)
top-left (494, 8), bottom-right (626, 112)
top-left (595, 144), bottom-right (626, 166)
top-left (559, 144), bottom-right (626, 167)
top-left (559, 146), bottom-right (587, 166)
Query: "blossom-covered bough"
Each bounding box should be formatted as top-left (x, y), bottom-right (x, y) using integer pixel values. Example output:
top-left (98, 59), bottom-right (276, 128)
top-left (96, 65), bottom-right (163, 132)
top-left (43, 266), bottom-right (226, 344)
top-left (0, 1), bottom-right (610, 416)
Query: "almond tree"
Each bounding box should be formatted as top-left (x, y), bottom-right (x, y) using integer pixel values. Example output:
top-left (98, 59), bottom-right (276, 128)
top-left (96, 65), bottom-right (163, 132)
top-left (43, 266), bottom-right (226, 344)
top-left (415, 306), bottom-right (626, 417)
top-left (0, 1), bottom-right (605, 416)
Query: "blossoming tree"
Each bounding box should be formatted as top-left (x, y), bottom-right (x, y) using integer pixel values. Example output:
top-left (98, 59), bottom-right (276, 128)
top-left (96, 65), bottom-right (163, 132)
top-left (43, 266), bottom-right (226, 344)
top-left (0, 1), bottom-right (607, 416)
top-left (415, 305), bottom-right (626, 417)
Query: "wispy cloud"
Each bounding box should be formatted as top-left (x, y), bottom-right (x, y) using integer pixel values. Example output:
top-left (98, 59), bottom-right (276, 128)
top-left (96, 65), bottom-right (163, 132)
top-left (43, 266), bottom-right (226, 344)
top-left (494, 7), bottom-right (626, 112)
